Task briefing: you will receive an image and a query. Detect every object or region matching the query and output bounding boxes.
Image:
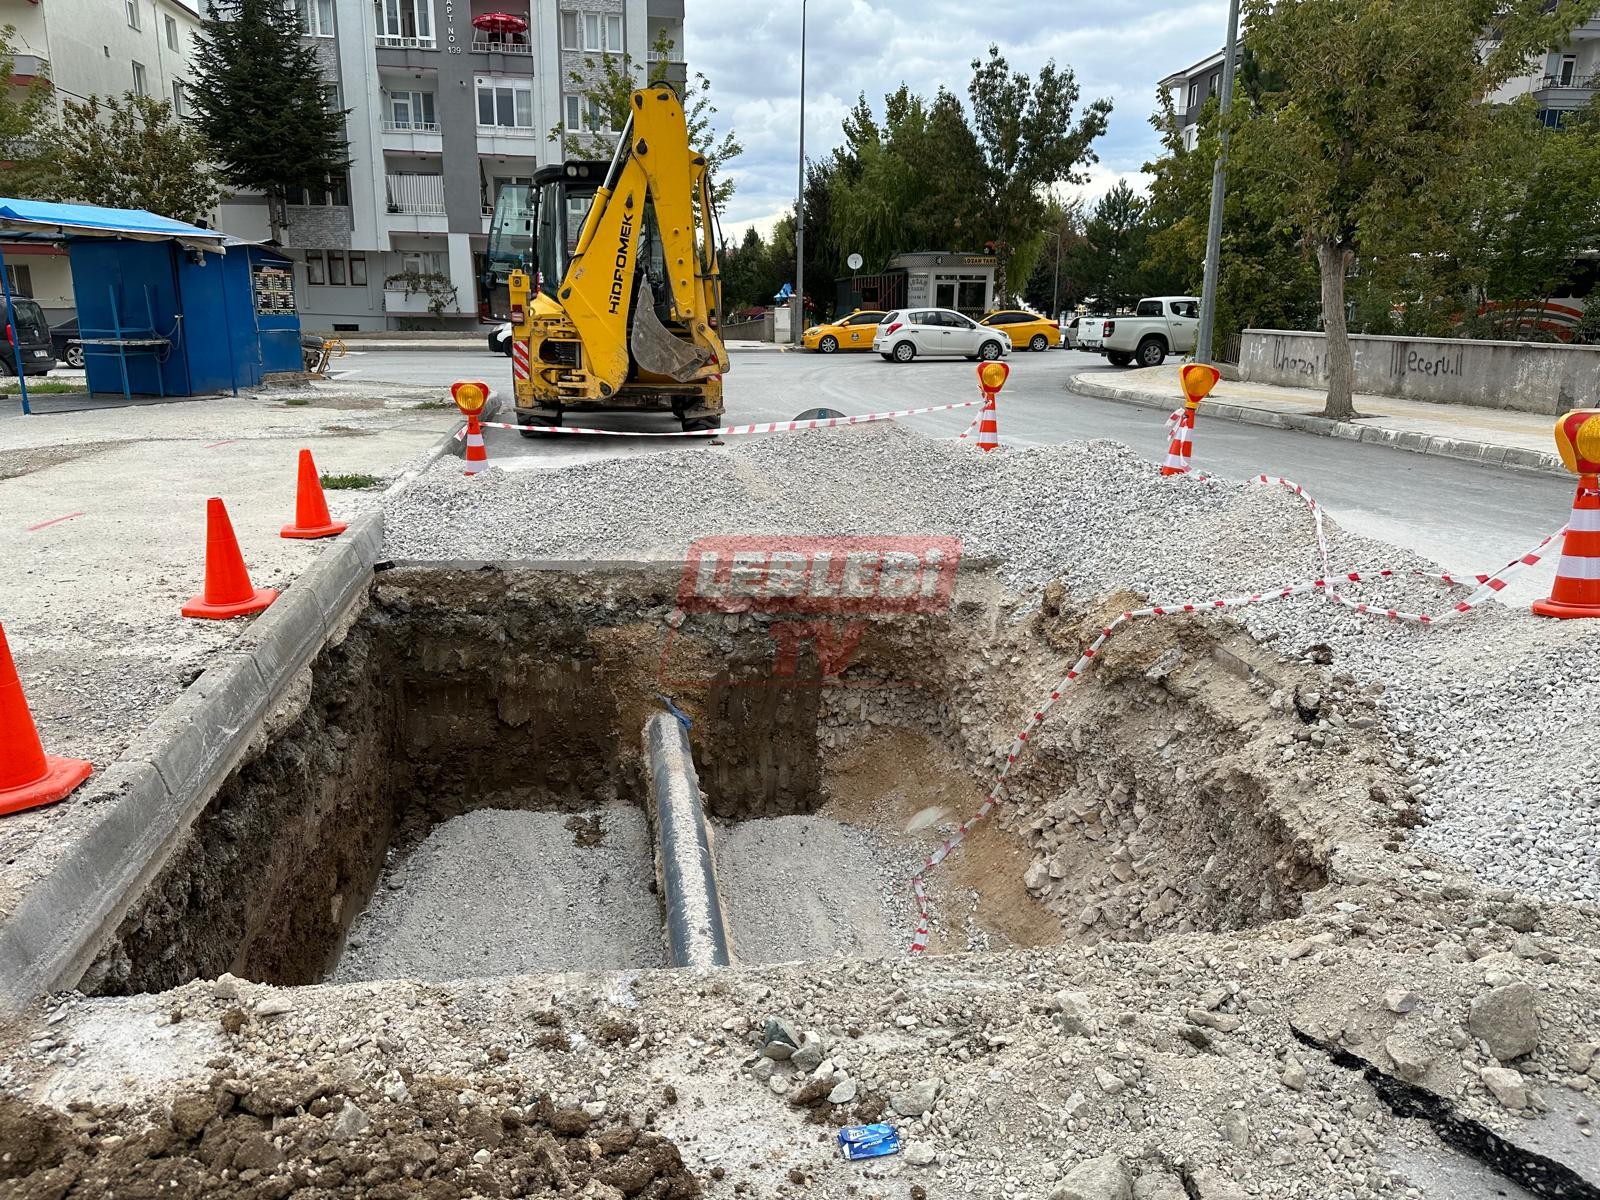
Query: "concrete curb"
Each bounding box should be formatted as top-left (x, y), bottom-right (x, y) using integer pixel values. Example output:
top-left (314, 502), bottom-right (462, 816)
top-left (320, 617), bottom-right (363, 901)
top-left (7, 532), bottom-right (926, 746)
top-left (643, 713), bottom-right (731, 970)
top-left (0, 524), bottom-right (390, 1015)
top-left (1066, 372), bottom-right (1566, 477)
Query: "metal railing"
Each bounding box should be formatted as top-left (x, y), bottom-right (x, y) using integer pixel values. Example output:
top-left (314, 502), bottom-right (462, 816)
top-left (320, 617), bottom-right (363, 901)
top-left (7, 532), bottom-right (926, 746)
top-left (375, 34), bottom-right (436, 49)
top-left (384, 174), bottom-right (446, 214)
top-left (380, 119), bottom-right (441, 134)
top-left (646, 49), bottom-right (685, 64)
top-left (471, 38), bottom-right (531, 54)
top-left (1539, 72), bottom-right (1600, 90)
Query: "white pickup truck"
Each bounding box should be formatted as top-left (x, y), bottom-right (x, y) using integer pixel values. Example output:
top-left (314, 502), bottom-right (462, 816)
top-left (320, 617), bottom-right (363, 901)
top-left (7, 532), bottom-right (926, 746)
top-left (1076, 297), bottom-right (1201, 368)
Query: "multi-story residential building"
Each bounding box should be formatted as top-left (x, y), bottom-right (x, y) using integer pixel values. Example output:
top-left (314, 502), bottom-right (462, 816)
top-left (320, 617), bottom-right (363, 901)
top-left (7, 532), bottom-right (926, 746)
top-left (1157, 49), bottom-right (1225, 152)
top-left (278, 0), bottom-right (687, 330)
top-left (1, 0), bottom-right (211, 319)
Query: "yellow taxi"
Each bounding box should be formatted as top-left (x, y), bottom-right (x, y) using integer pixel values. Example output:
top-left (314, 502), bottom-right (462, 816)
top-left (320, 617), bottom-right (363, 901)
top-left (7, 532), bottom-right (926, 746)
top-left (979, 309), bottom-right (1061, 352)
top-left (802, 310), bottom-right (887, 353)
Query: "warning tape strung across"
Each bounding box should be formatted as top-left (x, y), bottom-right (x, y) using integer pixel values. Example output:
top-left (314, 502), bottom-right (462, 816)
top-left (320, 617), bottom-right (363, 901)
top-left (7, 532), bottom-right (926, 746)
top-left (907, 475), bottom-right (1567, 953)
top-left (470, 397), bottom-right (986, 440)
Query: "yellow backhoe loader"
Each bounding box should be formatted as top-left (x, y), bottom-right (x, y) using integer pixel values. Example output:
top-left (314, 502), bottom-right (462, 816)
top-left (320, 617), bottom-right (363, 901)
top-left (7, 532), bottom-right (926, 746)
top-left (484, 84), bottom-right (729, 434)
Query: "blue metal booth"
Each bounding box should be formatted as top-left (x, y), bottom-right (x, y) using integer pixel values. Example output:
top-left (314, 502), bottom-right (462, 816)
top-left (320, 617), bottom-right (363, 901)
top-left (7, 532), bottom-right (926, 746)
top-left (0, 199), bottom-right (303, 411)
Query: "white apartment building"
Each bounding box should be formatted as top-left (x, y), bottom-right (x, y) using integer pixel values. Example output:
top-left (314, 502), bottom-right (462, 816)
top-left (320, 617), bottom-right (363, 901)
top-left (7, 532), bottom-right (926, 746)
top-left (273, 0), bottom-right (686, 330)
top-left (0, 0), bottom-right (211, 319)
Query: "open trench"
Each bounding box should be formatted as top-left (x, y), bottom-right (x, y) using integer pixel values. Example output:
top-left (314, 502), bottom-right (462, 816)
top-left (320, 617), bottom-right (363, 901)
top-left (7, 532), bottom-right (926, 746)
top-left (79, 562), bottom-right (1359, 997)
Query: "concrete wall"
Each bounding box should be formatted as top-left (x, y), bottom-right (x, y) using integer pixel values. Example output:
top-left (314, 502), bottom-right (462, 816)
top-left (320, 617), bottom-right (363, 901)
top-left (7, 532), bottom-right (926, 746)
top-left (1240, 329), bottom-right (1600, 415)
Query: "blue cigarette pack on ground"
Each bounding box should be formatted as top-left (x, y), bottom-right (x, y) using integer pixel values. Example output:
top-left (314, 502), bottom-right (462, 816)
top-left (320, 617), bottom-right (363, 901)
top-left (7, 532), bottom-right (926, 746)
top-left (837, 1123), bottom-right (901, 1160)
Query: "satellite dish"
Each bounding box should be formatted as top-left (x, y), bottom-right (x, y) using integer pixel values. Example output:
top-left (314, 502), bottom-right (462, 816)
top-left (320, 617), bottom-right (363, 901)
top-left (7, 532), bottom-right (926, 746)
top-left (847, 253), bottom-right (864, 271)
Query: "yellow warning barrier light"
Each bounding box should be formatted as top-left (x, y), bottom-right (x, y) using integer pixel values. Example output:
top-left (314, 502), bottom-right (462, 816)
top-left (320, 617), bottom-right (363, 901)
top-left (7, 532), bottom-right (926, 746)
top-left (1180, 362), bottom-right (1222, 408)
top-left (978, 361), bottom-right (1010, 393)
top-left (1554, 409), bottom-right (1600, 475)
top-left (451, 379), bottom-right (489, 416)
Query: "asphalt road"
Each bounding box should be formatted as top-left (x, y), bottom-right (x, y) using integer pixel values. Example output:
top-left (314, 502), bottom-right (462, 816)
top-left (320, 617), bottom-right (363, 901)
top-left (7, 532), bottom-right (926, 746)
top-left (347, 343), bottom-right (1574, 584)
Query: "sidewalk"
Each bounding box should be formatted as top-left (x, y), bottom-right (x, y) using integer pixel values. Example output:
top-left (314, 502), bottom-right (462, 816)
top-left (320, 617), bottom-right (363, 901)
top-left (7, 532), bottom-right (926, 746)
top-left (1069, 364), bottom-right (1564, 475)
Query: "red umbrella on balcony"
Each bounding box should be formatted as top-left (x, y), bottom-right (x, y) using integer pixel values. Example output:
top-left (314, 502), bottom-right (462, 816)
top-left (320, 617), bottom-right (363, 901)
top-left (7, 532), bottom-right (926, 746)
top-left (472, 12), bottom-right (529, 36)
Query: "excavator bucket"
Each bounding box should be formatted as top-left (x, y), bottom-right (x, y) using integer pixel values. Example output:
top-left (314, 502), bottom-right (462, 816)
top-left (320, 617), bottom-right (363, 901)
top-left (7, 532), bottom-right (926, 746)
top-left (630, 276), bottom-right (713, 382)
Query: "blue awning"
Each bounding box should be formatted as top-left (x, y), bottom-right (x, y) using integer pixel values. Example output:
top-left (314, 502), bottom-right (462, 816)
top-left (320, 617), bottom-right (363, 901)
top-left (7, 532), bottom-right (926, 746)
top-left (0, 198), bottom-right (228, 253)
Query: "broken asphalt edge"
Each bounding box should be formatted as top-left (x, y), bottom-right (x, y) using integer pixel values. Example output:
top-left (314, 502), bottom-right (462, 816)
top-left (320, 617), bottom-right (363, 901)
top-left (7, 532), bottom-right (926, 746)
top-left (0, 432), bottom-right (453, 1015)
top-left (1066, 370), bottom-right (1567, 477)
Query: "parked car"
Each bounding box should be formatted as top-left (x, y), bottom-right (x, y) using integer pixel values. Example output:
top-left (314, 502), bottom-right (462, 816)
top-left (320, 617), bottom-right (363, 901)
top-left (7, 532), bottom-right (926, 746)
top-left (488, 322), bottom-right (513, 356)
top-left (979, 309), bottom-right (1060, 352)
top-left (802, 309), bottom-right (887, 353)
top-left (873, 309), bottom-right (1010, 363)
top-left (1079, 297), bottom-right (1200, 367)
top-left (50, 316), bottom-right (84, 368)
top-left (0, 298), bottom-right (57, 376)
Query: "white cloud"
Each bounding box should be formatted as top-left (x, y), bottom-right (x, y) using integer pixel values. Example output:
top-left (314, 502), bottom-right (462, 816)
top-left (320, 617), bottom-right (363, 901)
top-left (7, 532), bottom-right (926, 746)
top-left (686, 0), bottom-right (1226, 230)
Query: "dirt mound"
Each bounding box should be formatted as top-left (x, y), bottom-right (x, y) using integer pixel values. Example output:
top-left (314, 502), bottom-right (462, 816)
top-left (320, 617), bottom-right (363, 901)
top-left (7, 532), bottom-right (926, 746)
top-left (0, 1069), bottom-right (699, 1199)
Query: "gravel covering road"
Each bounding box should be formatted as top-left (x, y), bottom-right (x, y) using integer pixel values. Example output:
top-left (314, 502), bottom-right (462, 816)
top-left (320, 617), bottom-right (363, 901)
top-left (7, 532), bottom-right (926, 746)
top-left (386, 424), bottom-right (1600, 905)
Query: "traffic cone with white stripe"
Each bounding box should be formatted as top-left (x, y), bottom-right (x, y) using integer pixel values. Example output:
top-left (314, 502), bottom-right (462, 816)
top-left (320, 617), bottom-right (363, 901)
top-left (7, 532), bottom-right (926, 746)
top-left (450, 379), bottom-right (492, 477)
top-left (975, 360), bottom-right (1008, 453)
top-left (1534, 410), bottom-right (1600, 618)
top-left (463, 413), bottom-right (489, 476)
top-left (1160, 362), bottom-right (1221, 477)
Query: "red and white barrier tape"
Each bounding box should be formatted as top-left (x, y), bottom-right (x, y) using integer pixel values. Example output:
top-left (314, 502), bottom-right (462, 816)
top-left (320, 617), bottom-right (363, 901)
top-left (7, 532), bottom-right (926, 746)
top-left (907, 474), bottom-right (1566, 952)
top-left (467, 398), bottom-right (985, 440)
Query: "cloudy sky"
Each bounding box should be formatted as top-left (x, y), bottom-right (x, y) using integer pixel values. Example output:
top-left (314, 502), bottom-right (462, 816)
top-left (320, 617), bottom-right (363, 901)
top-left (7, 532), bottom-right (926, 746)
top-left (685, 0), bottom-right (1229, 238)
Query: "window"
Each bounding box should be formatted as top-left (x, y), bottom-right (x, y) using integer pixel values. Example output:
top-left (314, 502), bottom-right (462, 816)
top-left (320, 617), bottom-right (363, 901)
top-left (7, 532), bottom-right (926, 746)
top-left (398, 250), bottom-right (447, 277)
top-left (847, 312), bottom-right (880, 326)
top-left (305, 251), bottom-right (326, 285)
top-left (298, 0), bottom-right (335, 36)
top-left (287, 176), bottom-right (351, 206)
top-left (583, 13), bottom-right (602, 50)
top-left (560, 11), bottom-right (579, 49)
top-left (4, 265), bottom-right (33, 296)
top-left (131, 61), bottom-right (147, 95)
top-left (389, 90), bottom-right (436, 129)
top-left (1169, 300), bottom-right (1198, 319)
top-left (565, 94), bottom-right (581, 130)
top-left (1207, 73), bottom-right (1219, 97)
top-left (349, 252), bottom-right (367, 285)
top-left (478, 80), bottom-right (533, 129)
top-left (306, 251), bottom-right (366, 286)
top-left (164, 14), bottom-right (178, 50)
top-left (1136, 299), bottom-right (1163, 317)
top-left (171, 79), bottom-right (186, 118)
top-left (328, 252), bottom-right (347, 286)
top-left (1188, 81), bottom-right (1198, 108)
top-left (125, 0), bottom-right (140, 29)
top-left (585, 97), bottom-right (609, 131)
top-left (606, 14), bottom-right (622, 51)
top-left (375, 0), bottom-right (432, 43)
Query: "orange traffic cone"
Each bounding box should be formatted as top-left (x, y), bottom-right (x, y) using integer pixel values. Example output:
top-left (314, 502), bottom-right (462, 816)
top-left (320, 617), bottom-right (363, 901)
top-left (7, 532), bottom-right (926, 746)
top-left (1160, 362), bottom-right (1222, 476)
top-left (182, 498), bottom-right (279, 620)
top-left (463, 413), bottom-right (489, 475)
top-left (0, 621), bottom-right (92, 817)
top-left (975, 394), bottom-right (1000, 452)
top-left (1533, 473), bottom-right (1600, 619)
top-left (281, 448), bottom-right (348, 540)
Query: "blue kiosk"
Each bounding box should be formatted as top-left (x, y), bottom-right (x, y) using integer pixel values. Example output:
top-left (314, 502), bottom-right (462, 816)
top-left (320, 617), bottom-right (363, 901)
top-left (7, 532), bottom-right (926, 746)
top-left (0, 199), bottom-right (303, 413)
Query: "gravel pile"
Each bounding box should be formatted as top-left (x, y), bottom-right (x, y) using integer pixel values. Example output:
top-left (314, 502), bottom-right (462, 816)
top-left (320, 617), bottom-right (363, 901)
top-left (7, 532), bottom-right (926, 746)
top-left (332, 808), bottom-right (665, 983)
top-left (386, 424), bottom-right (1600, 903)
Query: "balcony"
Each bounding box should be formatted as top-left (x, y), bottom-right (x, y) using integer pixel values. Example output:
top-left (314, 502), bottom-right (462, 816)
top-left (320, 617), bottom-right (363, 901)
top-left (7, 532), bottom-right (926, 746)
top-left (471, 38), bottom-right (532, 55)
top-left (380, 119), bottom-right (443, 152)
top-left (384, 173), bottom-right (447, 232)
top-left (376, 34), bottom-right (436, 50)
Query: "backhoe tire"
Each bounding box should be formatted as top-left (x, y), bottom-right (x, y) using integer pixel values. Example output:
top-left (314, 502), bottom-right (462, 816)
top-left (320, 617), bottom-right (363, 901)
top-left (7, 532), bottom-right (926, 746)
top-left (892, 341), bottom-right (916, 363)
top-left (682, 415), bottom-right (719, 433)
top-left (978, 339), bottom-right (1004, 361)
top-left (818, 335), bottom-right (838, 354)
top-left (518, 411), bottom-right (561, 439)
top-left (1136, 337), bottom-right (1167, 368)
top-left (1106, 351), bottom-right (1133, 368)
top-left (1029, 334), bottom-right (1049, 352)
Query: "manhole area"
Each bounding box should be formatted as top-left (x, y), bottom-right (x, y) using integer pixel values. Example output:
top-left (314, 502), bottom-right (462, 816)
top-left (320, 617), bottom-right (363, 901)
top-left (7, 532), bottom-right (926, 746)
top-left (80, 565), bottom-right (1354, 995)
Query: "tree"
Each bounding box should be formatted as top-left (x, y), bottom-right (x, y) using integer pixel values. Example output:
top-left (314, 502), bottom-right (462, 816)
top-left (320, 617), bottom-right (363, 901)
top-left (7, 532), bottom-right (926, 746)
top-left (46, 95), bottom-right (219, 224)
top-left (1021, 200), bottom-right (1085, 315)
top-left (0, 24), bottom-right (62, 198)
top-left (1065, 182), bottom-right (1155, 312)
top-left (1238, 0), bottom-right (1600, 419)
top-left (965, 46), bottom-right (1112, 300)
top-left (188, 0), bottom-right (349, 240)
top-left (551, 28), bottom-right (742, 207)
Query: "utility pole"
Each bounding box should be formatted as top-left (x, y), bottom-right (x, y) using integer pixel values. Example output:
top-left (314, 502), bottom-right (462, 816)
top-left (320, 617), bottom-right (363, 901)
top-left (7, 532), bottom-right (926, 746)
top-left (1043, 228), bottom-right (1062, 324)
top-left (1195, 0), bottom-right (1242, 366)
top-left (792, 0), bottom-right (807, 345)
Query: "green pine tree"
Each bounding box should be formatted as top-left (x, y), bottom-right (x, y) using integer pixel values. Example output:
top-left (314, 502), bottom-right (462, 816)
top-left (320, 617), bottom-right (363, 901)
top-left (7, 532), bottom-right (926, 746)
top-left (187, 0), bottom-right (350, 240)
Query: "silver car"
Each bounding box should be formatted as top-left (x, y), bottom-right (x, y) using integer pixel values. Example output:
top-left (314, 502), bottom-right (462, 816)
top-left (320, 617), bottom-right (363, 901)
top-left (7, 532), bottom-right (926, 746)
top-left (873, 308), bottom-right (1011, 364)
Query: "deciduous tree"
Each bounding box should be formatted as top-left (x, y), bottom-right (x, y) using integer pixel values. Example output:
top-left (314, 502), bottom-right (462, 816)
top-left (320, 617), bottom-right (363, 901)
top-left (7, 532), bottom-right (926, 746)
top-left (0, 24), bottom-right (62, 198)
top-left (48, 95), bottom-right (219, 224)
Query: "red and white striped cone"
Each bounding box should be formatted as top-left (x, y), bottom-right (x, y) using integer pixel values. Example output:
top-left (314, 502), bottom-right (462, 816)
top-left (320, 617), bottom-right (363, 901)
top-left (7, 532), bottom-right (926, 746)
top-left (1160, 406), bottom-right (1195, 475)
top-left (975, 393), bottom-right (1000, 452)
top-left (463, 413), bottom-right (489, 476)
top-left (1532, 472), bottom-right (1600, 618)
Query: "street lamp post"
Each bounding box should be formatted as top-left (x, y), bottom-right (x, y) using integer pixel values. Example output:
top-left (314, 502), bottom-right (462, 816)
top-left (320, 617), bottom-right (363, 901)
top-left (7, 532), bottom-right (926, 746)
top-left (1042, 228), bottom-right (1063, 325)
top-left (1196, 0), bottom-right (1242, 366)
top-left (792, 0), bottom-right (807, 346)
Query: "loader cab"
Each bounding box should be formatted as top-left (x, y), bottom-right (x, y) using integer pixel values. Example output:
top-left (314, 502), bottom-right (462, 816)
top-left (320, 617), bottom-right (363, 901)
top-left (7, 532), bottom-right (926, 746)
top-left (480, 160), bottom-right (604, 322)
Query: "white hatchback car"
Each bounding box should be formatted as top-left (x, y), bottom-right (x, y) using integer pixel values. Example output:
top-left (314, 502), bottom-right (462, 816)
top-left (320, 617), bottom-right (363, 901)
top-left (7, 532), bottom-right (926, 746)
top-left (873, 308), bottom-right (1011, 364)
